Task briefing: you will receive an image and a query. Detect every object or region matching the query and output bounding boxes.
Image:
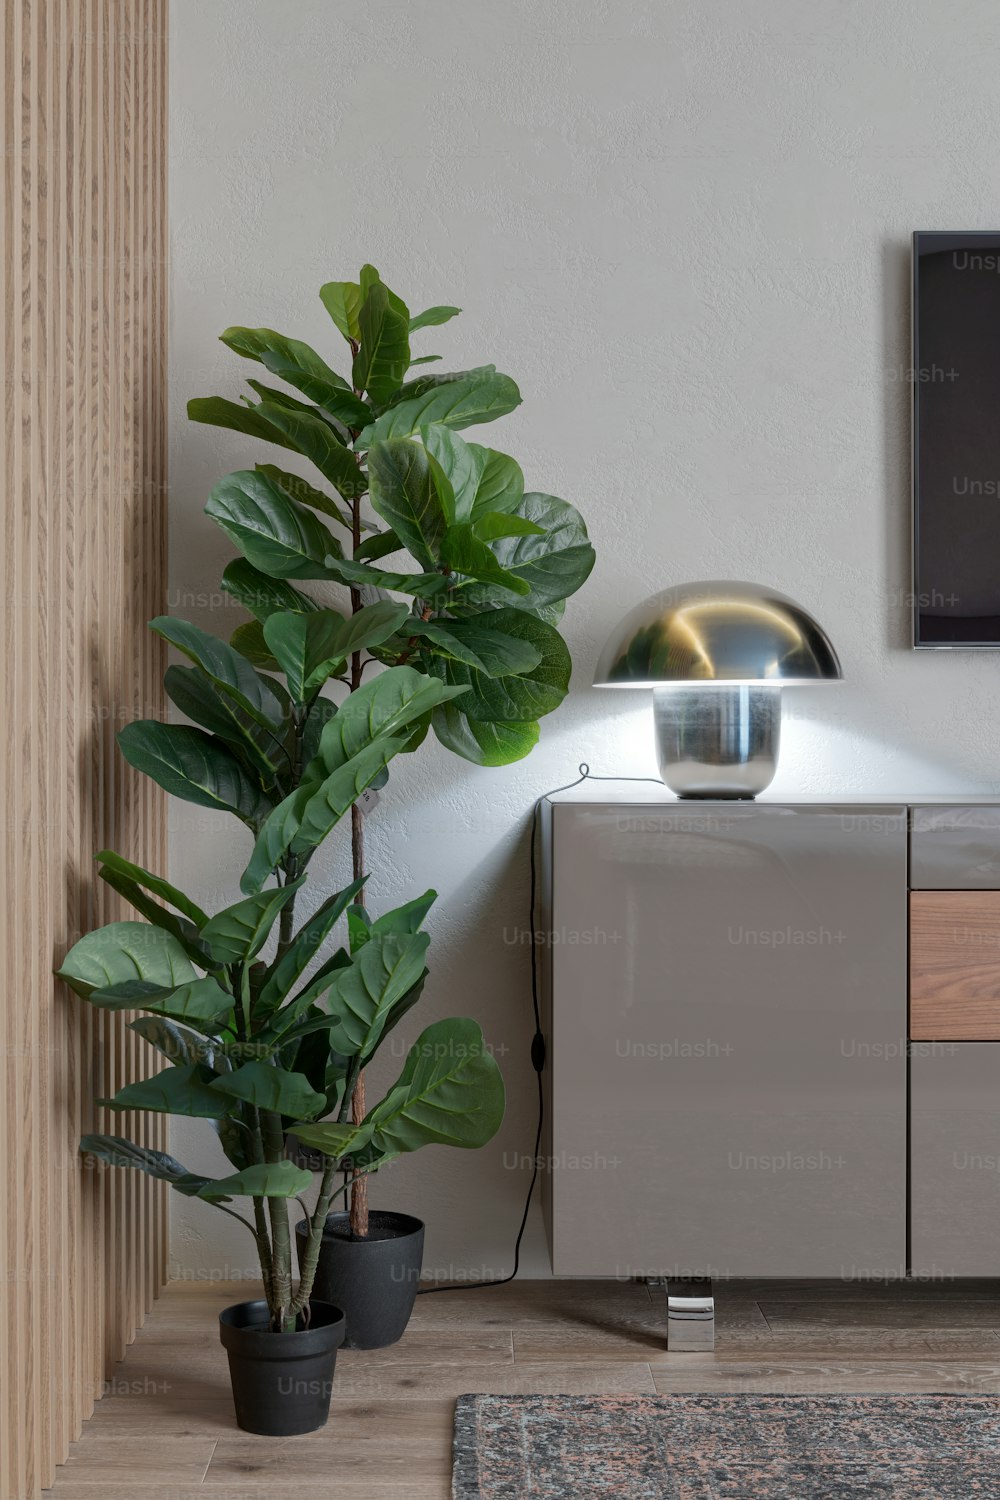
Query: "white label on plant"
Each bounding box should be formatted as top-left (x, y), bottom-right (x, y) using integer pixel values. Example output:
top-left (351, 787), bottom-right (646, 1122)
top-left (357, 787), bottom-right (381, 817)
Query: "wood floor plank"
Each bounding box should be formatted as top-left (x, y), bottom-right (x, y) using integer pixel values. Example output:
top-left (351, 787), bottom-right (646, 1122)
top-left (205, 1433), bottom-right (449, 1484)
top-left (740, 1332), bottom-right (1000, 1356)
top-left (331, 1360), bottom-right (658, 1399)
top-left (70, 1394), bottom-right (235, 1438)
top-left (651, 1357), bottom-right (1000, 1392)
top-left (53, 1435), bottom-right (217, 1483)
top-left (47, 1487), bottom-right (443, 1500)
top-left (759, 1299), bottom-right (1000, 1328)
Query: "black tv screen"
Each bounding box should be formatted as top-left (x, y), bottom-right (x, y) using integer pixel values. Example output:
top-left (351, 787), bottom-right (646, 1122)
top-left (913, 231), bottom-right (1000, 647)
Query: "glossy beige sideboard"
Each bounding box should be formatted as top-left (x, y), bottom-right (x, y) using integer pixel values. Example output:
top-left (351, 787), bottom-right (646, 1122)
top-left (542, 799), bottom-right (1000, 1282)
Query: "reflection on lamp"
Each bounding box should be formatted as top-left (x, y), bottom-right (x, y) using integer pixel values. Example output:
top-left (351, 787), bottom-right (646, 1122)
top-left (593, 580), bottom-right (843, 798)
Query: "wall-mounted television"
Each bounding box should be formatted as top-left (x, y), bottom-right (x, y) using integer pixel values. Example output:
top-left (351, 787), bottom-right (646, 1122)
top-left (913, 231), bottom-right (1000, 647)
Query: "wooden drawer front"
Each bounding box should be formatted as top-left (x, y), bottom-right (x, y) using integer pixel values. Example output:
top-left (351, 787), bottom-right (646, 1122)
top-left (910, 891), bottom-right (1000, 1039)
top-left (911, 807), bottom-right (1000, 889)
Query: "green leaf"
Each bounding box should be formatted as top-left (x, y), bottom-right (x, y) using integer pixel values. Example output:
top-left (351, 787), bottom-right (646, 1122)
top-left (257, 876), bottom-right (366, 1015)
top-left (356, 369), bottom-right (521, 447)
top-left (201, 878), bottom-right (306, 965)
top-left (228, 621), bottom-right (281, 672)
top-left (406, 617), bottom-right (540, 677)
top-left (383, 365), bottom-right (495, 405)
top-left (206, 469), bottom-right (344, 581)
top-left (95, 850), bottom-right (208, 927)
top-left (363, 1017), bottom-right (505, 1154)
top-left (283, 947), bottom-right (352, 1020)
top-left (221, 325), bottom-right (349, 386)
top-left (372, 891), bottom-right (436, 937)
top-left (94, 858), bottom-right (213, 966)
top-left (239, 783), bottom-right (317, 898)
top-left (439, 522), bottom-right (530, 594)
top-left (431, 702), bottom-right (539, 766)
top-left (354, 528), bottom-right (402, 562)
top-left (81, 1134), bottom-right (218, 1198)
top-left (291, 738), bottom-right (409, 860)
top-left (347, 903), bottom-right (372, 954)
top-left (197, 1160), bottom-right (314, 1200)
top-left (101, 1064), bottom-right (233, 1119)
top-left (88, 976), bottom-right (234, 1027)
top-left (320, 280), bottom-right (363, 343)
top-left (244, 380), bottom-right (332, 421)
top-left (409, 305), bottom-right (461, 333)
top-left (457, 493), bottom-right (596, 610)
top-left (359, 263), bottom-right (407, 310)
top-left (150, 617), bottom-right (285, 733)
top-left (318, 555), bottom-right (452, 599)
top-left (213, 1114), bottom-right (253, 1172)
top-left (308, 666), bottom-right (467, 777)
top-left (468, 446), bottom-right (525, 518)
top-left (220, 326), bottom-right (373, 428)
top-left (472, 511), bottom-right (545, 542)
top-left (263, 611), bottom-right (348, 702)
top-left (300, 695), bottom-right (339, 766)
top-left (129, 1015), bottom-right (216, 1068)
top-left (187, 396), bottom-right (298, 452)
top-left (353, 278), bottom-right (410, 405)
top-left (408, 355), bottom-right (442, 366)
top-left (282, 1120), bottom-right (372, 1161)
top-left (57, 921), bottom-right (196, 999)
top-left (433, 610), bottom-right (570, 722)
top-left (368, 439), bottom-right (451, 568)
top-left (254, 464), bottom-right (355, 529)
top-left (322, 931), bottom-right (430, 1062)
top-left (210, 1061), bottom-right (326, 1119)
top-left (255, 400), bottom-right (367, 501)
top-left (531, 600), bottom-right (566, 626)
top-left (117, 721), bottom-right (273, 825)
top-left (423, 426), bottom-right (485, 522)
top-left (221, 558), bottom-right (320, 622)
top-left (263, 602), bottom-right (410, 702)
top-left (241, 738), bottom-right (403, 896)
top-left (164, 664), bottom-right (281, 781)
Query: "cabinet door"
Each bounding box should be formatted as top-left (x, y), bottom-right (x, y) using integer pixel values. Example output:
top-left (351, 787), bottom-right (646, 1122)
top-left (911, 1044), bottom-right (1000, 1277)
top-left (548, 803), bottom-right (907, 1278)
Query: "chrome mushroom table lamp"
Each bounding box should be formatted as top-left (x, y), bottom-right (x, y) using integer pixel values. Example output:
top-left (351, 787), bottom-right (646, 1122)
top-left (594, 580), bottom-right (842, 799)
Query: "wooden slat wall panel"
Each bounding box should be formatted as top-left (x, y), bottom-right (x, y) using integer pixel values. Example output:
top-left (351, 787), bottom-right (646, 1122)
top-left (1, 3), bottom-right (168, 1496)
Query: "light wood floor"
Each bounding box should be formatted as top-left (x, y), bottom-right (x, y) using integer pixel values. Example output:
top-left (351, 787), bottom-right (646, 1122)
top-left (44, 1276), bottom-right (1000, 1498)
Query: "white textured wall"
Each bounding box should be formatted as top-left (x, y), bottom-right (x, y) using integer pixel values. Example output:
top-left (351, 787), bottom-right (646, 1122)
top-left (168, 0), bottom-right (1000, 1279)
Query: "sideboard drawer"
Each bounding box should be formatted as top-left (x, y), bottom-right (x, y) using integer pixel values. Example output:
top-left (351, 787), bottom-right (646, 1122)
top-left (911, 1044), bottom-right (1000, 1277)
top-left (910, 891), bottom-right (1000, 1039)
top-left (911, 807), bottom-right (1000, 889)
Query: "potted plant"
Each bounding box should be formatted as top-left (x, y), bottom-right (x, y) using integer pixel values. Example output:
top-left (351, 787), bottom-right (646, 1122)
top-left (183, 266), bottom-right (593, 1348)
top-left (58, 263), bottom-right (595, 1427)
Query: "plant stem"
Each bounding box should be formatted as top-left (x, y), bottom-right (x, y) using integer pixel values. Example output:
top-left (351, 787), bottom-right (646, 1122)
top-left (276, 706), bottom-right (306, 956)
top-left (289, 1157), bottom-right (338, 1317)
top-left (261, 1108), bottom-right (295, 1330)
top-left (347, 467), bottom-right (371, 1240)
top-left (252, 1196), bottom-right (274, 1297)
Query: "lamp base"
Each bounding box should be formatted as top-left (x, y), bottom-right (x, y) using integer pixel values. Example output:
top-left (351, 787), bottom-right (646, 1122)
top-left (653, 685), bottom-right (780, 800)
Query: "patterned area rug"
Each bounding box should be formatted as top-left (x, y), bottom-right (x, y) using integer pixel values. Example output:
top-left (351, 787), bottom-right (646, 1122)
top-left (452, 1393), bottom-right (1000, 1498)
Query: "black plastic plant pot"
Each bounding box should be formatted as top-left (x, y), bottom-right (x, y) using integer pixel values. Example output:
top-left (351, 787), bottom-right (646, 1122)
top-left (296, 1210), bottom-right (425, 1350)
top-left (218, 1299), bottom-right (345, 1436)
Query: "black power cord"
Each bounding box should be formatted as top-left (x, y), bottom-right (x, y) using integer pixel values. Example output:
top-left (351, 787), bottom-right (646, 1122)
top-left (417, 762), bottom-right (663, 1296)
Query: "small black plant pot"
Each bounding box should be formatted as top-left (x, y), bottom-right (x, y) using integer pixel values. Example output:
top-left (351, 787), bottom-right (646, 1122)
top-left (296, 1210), bottom-right (425, 1350)
top-left (218, 1299), bottom-right (345, 1436)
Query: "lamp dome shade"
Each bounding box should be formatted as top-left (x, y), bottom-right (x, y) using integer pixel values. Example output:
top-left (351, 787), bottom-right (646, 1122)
top-left (594, 580), bottom-right (843, 687)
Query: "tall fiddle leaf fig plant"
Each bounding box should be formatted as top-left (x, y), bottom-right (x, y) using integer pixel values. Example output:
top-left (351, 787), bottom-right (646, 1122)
top-left (58, 267), bottom-right (594, 1327)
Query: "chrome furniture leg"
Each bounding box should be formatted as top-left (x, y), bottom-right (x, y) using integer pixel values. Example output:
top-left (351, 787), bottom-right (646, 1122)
top-left (666, 1277), bottom-right (715, 1351)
